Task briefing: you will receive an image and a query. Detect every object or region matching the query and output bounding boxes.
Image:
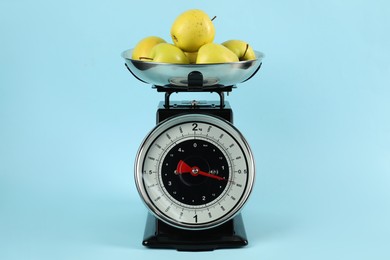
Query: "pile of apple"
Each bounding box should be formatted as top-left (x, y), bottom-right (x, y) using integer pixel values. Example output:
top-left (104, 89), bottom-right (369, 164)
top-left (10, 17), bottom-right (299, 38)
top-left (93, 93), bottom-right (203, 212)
top-left (131, 9), bottom-right (256, 64)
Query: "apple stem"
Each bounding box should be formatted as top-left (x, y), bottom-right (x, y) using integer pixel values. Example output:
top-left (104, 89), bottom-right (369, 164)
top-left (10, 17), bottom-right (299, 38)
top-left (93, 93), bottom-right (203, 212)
top-left (243, 43), bottom-right (249, 58)
top-left (139, 57), bottom-right (153, 61)
top-left (211, 16), bottom-right (217, 21)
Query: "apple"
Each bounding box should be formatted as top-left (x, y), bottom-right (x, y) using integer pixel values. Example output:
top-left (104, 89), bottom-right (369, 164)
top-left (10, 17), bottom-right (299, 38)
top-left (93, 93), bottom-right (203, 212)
top-left (184, 52), bottom-right (198, 64)
top-left (131, 36), bottom-right (166, 60)
top-left (142, 43), bottom-right (189, 64)
top-left (196, 43), bottom-right (239, 64)
top-left (221, 40), bottom-right (256, 61)
top-left (171, 9), bottom-right (215, 52)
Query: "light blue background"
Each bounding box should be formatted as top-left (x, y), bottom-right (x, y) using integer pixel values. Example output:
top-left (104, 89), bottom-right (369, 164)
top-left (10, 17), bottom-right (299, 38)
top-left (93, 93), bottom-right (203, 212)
top-left (1, 0), bottom-right (390, 259)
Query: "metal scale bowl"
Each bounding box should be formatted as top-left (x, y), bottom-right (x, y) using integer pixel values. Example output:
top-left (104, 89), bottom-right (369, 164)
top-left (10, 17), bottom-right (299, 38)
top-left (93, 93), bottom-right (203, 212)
top-left (122, 49), bottom-right (263, 88)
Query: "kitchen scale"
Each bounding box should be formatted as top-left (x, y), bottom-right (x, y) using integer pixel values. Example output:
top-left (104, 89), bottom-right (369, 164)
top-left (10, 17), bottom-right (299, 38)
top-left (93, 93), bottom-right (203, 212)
top-left (122, 49), bottom-right (263, 251)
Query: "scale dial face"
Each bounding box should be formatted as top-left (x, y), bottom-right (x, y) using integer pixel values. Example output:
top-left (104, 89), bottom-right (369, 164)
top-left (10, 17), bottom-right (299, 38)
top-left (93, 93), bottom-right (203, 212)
top-left (135, 114), bottom-right (255, 230)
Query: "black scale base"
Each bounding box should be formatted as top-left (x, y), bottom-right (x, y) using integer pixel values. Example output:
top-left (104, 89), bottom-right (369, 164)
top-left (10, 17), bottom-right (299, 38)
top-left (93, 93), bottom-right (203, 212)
top-left (142, 213), bottom-right (248, 251)
top-left (140, 83), bottom-right (248, 251)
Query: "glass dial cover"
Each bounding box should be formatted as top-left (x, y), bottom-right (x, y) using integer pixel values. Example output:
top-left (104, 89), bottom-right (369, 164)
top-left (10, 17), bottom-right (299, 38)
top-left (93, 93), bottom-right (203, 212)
top-left (135, 114), bottom-right (255, 230)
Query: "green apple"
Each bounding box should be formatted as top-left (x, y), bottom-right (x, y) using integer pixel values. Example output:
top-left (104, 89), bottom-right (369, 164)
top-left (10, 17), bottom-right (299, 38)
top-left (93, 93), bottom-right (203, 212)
top-left (144, 43), bottom-right (189, 64)
top-left (196, 43), bottom-right (239, 64)
top-left (171, 9), bottom-right (215, 52)
top-left (132, 36), bottom-right (166, 60)
top-left (221, 40), bottom-right (256, 61)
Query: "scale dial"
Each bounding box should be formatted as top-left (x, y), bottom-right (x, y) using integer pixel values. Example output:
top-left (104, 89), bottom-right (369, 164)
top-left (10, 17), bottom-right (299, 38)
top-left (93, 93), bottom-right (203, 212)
top-left (135, 114), bottom-right (255, 230)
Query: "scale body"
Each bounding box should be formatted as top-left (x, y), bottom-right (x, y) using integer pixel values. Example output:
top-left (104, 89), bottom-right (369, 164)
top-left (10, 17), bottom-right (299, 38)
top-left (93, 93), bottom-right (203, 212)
top-left (123, 49), bottom-right (263, 251)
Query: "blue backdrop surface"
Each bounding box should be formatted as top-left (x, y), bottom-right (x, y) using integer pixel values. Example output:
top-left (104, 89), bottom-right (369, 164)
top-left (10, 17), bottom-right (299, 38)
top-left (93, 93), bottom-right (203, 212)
top-left (1, 0), bottom-right (390, 259)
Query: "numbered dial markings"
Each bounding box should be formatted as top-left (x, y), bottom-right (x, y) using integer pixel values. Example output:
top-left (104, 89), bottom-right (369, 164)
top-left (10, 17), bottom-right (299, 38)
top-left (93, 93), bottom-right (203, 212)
top-left (162, 139), bottom-right (229, 205)
top-left (135, 114), bottom-right (254, 230)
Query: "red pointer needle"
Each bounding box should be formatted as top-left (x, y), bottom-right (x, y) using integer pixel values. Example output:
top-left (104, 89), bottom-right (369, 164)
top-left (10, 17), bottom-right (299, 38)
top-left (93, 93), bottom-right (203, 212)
top-left (176, 160), bottom-right (226, 181)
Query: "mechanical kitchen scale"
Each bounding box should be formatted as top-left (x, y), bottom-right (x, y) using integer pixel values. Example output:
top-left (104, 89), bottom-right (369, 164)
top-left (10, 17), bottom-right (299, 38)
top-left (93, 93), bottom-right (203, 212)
top-left (122, 49), bottom-right (263, 251)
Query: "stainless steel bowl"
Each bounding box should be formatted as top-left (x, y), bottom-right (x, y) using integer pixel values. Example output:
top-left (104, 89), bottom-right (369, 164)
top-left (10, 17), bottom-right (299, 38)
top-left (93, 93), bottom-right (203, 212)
top-left (122, 49), bottom-right (263, 87)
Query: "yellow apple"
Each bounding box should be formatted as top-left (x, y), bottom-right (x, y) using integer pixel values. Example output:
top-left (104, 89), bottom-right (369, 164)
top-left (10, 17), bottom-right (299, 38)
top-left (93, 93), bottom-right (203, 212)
top-left (132, 36), bottom-right (166, 60)
top-left (171, 9), bottom-right (215, 52)
top-left (184, 52), bottom-right (198, 64)
top-left (196, 43), bottom-right (239, 64)
top-left (221, 40), bottom-right (256, 61)
top-left (144, 43), bottom-right (189, 64)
